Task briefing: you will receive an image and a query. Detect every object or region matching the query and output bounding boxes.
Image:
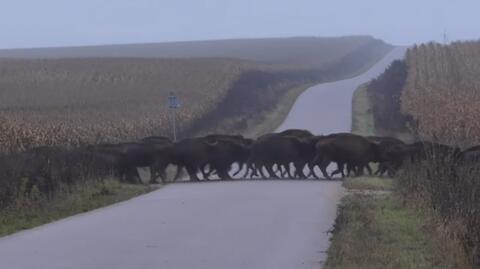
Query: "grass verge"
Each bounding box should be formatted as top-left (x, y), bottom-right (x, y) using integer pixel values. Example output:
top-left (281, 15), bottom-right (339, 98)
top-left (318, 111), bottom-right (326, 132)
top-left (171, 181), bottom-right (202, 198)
top-left (0, 180), bottom-right (156, 237)
top-left (345, 81), bottom-right (463, 267)
top-left (351, 79), bottom-right (415, 142)
top-left (323, 178), bottom-right (454, 269)
top-left (351, 83), bottom-right (375, 136)
top-left (343, 177), bottom-right (395, 192)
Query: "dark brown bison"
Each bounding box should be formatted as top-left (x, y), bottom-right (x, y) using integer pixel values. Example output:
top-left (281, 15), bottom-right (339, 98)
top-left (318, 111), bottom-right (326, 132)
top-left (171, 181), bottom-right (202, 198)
top-left (382, 141), bottom-right (460, 175)
top-left (93, 140), bottom-right (174, 184)
top-left (151, 136), bottom-right (252, 182)
top-left (366, 136), bottom-right (405, 176)
top-left (247, 129), bottom-right (320, 179)
top-left (313, 133), bottom-right (381, 179)
top-left (248, 133), bottom-right (319, 179)
top-left (278, 129), bottom-right (314, 138)
top-left (202, 134), bottom-right (253, 179)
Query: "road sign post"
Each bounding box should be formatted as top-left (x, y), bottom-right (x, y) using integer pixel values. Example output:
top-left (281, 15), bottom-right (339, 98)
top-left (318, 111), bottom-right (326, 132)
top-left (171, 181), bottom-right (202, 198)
top-left (168, 92), bottom-right (180, 141)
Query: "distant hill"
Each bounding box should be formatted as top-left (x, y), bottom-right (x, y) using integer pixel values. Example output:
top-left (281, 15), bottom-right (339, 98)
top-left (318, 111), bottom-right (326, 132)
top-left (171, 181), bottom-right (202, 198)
top-left (0, 36), bottom-right (390, 69)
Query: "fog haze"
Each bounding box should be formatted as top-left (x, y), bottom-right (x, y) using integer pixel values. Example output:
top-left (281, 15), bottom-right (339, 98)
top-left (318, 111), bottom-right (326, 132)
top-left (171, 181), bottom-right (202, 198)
top-left (0, 0), bottom-right (478, 49)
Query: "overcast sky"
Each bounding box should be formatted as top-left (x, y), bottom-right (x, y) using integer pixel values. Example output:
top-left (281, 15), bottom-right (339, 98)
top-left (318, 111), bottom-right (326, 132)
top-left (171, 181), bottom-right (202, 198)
top-left (0, 0), bottom-right (478, 49)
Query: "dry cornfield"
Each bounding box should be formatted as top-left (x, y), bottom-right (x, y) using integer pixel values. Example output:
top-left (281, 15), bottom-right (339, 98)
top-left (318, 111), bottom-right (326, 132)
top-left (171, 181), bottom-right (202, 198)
top-left (0, 36), bottom-right (391, 153)
top-left (367, 40), bottom-right (480, 267)
top-left (401, 41), bottom-right (480, 146)
top-left (356, 40), bottom-right (480, 267)
top-left (0, 58), bottom-right (250, 153)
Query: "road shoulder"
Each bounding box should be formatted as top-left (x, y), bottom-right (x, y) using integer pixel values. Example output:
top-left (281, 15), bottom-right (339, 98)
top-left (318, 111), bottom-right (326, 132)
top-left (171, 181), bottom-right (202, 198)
top-left (323, 177), bottom-right (455, 269)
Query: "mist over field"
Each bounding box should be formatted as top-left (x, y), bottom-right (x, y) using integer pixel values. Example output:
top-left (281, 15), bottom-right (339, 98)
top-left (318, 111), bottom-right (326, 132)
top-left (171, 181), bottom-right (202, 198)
top-left (0, 0), bottom-right (479, 49)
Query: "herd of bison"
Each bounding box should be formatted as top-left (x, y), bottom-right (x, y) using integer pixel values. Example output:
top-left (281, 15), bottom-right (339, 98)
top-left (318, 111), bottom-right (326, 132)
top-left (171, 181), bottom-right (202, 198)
top-left (1, 128), bottom-right (479, 201)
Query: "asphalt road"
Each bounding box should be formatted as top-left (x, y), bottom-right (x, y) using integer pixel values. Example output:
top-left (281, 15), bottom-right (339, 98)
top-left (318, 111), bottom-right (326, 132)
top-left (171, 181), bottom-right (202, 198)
top-left (0, 47), bottom-right (406, 269)
top-left (277, 47), bottom-right (407, 134)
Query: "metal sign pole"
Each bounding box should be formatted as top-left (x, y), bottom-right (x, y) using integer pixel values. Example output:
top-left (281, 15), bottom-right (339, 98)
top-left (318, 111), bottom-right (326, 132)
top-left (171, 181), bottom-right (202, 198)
top-left (172, 108), bottom-right (176, 142)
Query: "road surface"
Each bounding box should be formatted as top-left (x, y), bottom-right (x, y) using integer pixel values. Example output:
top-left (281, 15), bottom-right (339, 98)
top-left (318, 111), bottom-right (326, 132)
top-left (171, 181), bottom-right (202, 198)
top-left (277, 47), bottom-right (407, 133)
top-left (0, 47), bottom-right (406, 269)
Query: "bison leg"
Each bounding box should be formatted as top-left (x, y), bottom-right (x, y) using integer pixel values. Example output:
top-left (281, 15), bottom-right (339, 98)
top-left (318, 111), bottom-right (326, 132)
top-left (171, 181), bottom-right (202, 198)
top-left (173, 165), bottom-right (184, 181)
top-left (274, 164), bottom-right (286, 178)
top-left (243, 163), bottom-right (255, 179)
top-left (149, 161), bottom-right (168, 184)
top-left (276, 163), bottom-right (289, 178)
top-left (294, 163), bottom-right (307, 179)
top-left (330, 169), bottom-right (342, 177)
top-left (125, 167), bottom-right (142, 184)
top-left (307, 163), bottom-right (321, 179)
top-left (367, 164), bottom-right (373, 175)
top-left (331, 162), bottom-right (345, 178)
top-left (201, 164), bottom-right (212, 180)
top-left (374, 163), bottom-right (385, 176)
top-left (158, 170), bottom-right (167, 183)
top-left (318, 162), bottom-right (331, 180)
top-left (278, 164), bottom-right (291, 178)
top-left (320, 166), bottom-right (331, 180)
top-left (149, 166), bottom-right (160, 184)
top-left (250, 161), bottom-right (262, 178)
top-left (356, 163), bottom-right (372, 176)
top-left (258, 164), bottom-right (269, 179)
top-left (286, 164), bottom-right (295, 178)
top-left (313, 155), bottom-right (331, 180)
top-left (217, 166), bottom-right (232, 180)
top-left (232, 162), bottom-right (245, 177)
top-left (266, 164), bottom-right (279, 179)
top-left (185, 165), bottom-right (199, 181)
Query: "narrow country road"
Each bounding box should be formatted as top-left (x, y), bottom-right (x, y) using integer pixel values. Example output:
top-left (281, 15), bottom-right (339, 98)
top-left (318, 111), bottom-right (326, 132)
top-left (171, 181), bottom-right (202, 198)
top-left (0, 47), bottom-right (406, 269)
top-left (277, 47), bottom-right (407, 133)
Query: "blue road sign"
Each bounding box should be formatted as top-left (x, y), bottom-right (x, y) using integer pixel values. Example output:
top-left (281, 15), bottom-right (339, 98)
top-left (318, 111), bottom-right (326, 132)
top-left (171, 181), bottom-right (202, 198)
top-left (168, 93), bottom-right (180, 109)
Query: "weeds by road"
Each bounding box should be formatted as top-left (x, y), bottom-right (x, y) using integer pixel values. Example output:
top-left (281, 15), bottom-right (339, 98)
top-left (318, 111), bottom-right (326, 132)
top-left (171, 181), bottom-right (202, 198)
top-left (351, 84), bottom-right (376, 136)
top-left (323, 178), bottom-right (454, 269)
top-left (0, 180), bottom-right (155, 237)
top-left (342, 177), bottom-right (395, 192)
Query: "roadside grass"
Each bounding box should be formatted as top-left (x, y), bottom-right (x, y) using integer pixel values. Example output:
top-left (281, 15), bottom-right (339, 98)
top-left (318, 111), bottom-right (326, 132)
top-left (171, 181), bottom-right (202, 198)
top-left (343, 176), bottom-right (395, 191)
top-left (0, 179), bottom-right (155, 237)
top-left (351, 83), bottom-right (376, 136)
top-left (324, 178), bottom-right (456, 268)
top-left (333, 50), bottom-right (463, 268)
top-left (351, 81), bottom-right (415, 142)
top-left (324, 192), bottom-right (453, 269)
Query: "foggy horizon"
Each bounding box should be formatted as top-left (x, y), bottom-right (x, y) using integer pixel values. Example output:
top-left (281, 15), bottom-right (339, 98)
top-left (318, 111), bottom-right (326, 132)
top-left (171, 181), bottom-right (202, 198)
top-left (0, 0), bottom-right (479, 49)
